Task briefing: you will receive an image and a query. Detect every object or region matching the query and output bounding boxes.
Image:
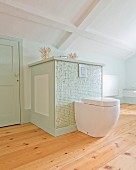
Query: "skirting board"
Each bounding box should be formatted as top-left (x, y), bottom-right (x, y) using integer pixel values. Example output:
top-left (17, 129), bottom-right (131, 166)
top-left (31, 118), bottom-right (56, 136)
top-left (30, 112), bottom-right (55, 136)
top-left (30, 111), bottom-right (77, 136)
top-left (55, 124), bottom-right (77, 137)
top-left (21, 109), bottom-right (31, 124)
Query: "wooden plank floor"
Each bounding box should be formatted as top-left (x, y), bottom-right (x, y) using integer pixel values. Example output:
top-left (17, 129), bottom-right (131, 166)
top-left (0, 104), bottom-right (136, 170)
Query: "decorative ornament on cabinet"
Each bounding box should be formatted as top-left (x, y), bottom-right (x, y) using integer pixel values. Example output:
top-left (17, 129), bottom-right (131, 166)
top-left (68, 53), bottom-right (78, 59)
top-left (39, 47), bottom-right (51, 60)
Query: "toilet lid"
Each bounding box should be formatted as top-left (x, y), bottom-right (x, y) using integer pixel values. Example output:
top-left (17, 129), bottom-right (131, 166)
top-left (82, 98), bottom-right (120, 107)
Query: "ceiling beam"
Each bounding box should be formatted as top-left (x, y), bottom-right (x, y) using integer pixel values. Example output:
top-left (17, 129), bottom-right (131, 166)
top-left (58, 29), bottom-right (134, 52)
top-left (0, 0), bottom-right (77, 33)
top-left (73, 0), bottom-right (101, 27)
top-left (81, 30), bottom-right (134, 52)
top-left (56, 33), bottom-right (77, 49)
top-left (0, 0), bottom-right (135, 54)
top-left (58, 0), bottom-right (134, 53)
top-left (58, 0), bottom-right (111, 50)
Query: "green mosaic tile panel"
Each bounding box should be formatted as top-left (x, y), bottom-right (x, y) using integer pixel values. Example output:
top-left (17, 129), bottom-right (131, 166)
top-left (55, 61), bottom-right (102, 129)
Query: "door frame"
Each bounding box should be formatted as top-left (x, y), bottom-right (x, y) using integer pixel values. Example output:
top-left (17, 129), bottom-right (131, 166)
top-left (0, 35), bottom-right (29, 124)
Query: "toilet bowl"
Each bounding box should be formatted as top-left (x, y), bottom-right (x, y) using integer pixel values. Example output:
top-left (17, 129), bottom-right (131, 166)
top-left (75, 98), bottom-right (120, 137)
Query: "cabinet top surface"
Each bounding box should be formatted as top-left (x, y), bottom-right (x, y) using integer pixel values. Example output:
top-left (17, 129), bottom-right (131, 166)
top-left (28, 57), bottom-right (105, 67)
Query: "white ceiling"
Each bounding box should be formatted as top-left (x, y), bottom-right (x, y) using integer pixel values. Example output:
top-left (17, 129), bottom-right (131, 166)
top-left (15, 0), bottom-right (93, 24)
top-left (67, 36), bottom-right (130, 59)
top-left (86, 0), bottom-right (136, 47)
top-left (0, 0), bottom-right (136, 59)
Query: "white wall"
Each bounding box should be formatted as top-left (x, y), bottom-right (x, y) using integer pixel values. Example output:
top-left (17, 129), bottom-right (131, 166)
top-left (23, 40), bottom-right (66, 109)
top-left (23, 40), bottom-right (126, 109)
top-left (125, 54), bottom-right (136, 89)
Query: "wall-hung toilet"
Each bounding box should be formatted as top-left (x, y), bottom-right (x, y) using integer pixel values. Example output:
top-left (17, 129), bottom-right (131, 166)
top-left (75, 98), bottom-right (120, 137)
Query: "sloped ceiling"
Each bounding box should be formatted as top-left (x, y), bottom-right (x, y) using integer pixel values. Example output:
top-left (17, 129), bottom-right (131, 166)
top-left (0, 0), bottom-right (136, 59)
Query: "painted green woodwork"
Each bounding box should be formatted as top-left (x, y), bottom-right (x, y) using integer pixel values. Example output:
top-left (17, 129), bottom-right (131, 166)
top-left (30, 58), bottom-right (103, 136)
top-left (31, 61), bottom-right (55, 135)
top-left (0, 35), bottom-right (30, 124)
top-left (0, 38), bottom-right (20, 127)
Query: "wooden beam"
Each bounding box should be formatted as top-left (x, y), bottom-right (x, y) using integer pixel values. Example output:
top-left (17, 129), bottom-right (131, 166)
top-left (0, 0), bottom-right (77, 33)
top-left (58, 0), bottom-right (135, 53)
top-left (81, 30), bottom-right (134, 52)
top-left (59, 28), bottom-right (134, 52)
top-left (0, 0), bottom-right (135, 54)
top-left (58, 0), bottom-right (111, 50)
top-left (74, 0), bottom-right (101, 27)
top-left (57, 34), bottom-right (77, 50)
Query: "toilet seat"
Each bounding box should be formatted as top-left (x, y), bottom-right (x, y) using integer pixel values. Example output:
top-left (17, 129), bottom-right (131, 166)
top-left (82, 98), bottom-right (120, 107)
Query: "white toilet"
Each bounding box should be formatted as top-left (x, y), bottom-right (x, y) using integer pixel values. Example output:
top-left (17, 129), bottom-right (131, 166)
top-left (75, 98), bottom-right (120, 137)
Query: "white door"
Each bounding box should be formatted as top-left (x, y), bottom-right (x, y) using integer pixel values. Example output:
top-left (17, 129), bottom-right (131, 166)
top-left (0, 38), bottom-right (20, 127)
